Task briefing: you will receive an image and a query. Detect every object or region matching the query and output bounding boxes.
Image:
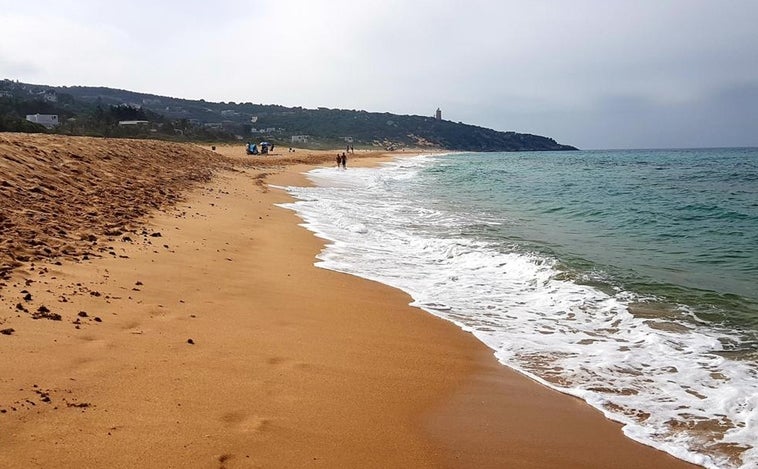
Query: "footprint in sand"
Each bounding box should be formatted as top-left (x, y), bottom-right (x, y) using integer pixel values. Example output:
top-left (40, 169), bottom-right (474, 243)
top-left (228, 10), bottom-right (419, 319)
top-left (267, 356), bottom-right (313, 371)
top-left (220, 411), bottom-right (271, 434)
top-left (121, 320), bottom-right (141, 331)
top-left (266, 357), bottom-right (285, 366)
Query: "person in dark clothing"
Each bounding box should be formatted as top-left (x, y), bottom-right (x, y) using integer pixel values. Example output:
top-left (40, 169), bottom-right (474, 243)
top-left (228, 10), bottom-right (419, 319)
top-left (341, 152), bottom-right (347, 169)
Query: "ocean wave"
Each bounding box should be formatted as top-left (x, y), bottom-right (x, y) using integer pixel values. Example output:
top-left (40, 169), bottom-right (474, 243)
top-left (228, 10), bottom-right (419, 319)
top-left (279, 153), bottom-right (758, 469)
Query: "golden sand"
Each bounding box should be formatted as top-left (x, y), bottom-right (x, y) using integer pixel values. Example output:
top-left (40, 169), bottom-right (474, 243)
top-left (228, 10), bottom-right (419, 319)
top-left (0, 133), bottom-right (695, 468)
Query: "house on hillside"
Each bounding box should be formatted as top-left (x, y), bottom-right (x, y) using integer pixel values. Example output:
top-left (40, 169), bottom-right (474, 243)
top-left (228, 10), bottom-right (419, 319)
top-left (118, 120), bottom-right (149, 126)
top-left (291, 135), bottom-right (309, 143)
top-left (26, 114), bottom-right (59, 128)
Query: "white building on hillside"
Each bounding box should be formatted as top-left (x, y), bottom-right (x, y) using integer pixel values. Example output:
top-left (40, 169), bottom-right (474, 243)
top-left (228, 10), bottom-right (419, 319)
top-left (26, 114), bottom-right (59, 128)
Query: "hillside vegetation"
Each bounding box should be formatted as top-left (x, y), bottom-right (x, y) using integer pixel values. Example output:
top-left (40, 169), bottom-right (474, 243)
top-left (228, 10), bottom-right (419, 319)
top-left (0, 79), bottom-right (577, 151)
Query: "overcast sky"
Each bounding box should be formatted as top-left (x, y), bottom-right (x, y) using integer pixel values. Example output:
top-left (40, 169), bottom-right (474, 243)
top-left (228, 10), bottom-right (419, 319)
top-left (2, 0), bottom-right (757, 149)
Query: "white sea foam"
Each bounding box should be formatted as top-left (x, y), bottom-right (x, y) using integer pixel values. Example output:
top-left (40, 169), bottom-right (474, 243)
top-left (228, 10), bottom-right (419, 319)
top-left (278, 155), bottom-right (758, 469)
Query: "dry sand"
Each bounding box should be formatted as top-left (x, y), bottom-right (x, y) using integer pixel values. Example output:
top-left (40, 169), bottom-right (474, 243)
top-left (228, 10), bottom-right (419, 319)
top-left (0, 133), bottom-right (697, 468)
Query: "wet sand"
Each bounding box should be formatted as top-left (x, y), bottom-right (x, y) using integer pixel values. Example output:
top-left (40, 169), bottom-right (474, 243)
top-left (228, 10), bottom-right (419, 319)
top-left (0, 133), bottom-right (696, 468)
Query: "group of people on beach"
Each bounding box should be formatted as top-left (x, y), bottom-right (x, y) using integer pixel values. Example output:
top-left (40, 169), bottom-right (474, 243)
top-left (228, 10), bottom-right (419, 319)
top-left (246, 142), bottom-right (274, 155)
top-left (336, 152), bottom-right (347, 169)
top-left (336, 144), bottom-right (355, 169)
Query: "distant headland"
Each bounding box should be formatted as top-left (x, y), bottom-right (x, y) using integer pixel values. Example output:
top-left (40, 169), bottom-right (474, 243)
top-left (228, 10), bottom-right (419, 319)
top-left (0, 79), bottom-right (577, 151)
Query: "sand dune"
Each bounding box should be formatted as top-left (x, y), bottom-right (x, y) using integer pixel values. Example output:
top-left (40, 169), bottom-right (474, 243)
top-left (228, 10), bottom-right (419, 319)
top-left (0, 134), bottom-right (227, 280)
top-left (0, 135), bottom-right (356, 281)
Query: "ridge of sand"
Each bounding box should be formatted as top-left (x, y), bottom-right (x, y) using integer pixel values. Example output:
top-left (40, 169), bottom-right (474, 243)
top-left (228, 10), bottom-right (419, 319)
top-left (0, 133), bottom-right (696, 468)
top-left (0, 134), bottom-right (365, 281)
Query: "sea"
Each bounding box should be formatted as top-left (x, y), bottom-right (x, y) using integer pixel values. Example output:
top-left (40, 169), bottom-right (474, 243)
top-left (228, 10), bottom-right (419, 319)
top-left (278, 148), bottom-right (758, 469)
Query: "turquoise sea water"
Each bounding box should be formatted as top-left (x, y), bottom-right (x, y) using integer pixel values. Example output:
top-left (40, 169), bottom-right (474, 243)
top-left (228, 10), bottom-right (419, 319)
top-left (282, 148), bottom-right (758, 468)
top-left (428, 148), bottom-right (758, 334)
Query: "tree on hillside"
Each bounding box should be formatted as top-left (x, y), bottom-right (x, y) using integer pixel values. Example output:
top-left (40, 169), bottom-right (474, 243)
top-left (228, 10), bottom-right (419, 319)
top-left (109, 104), bottom-right (148, 121)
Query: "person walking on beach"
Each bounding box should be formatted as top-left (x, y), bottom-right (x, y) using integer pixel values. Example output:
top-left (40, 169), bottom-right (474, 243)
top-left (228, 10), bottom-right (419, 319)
top-left (336, 154), bottom-right (342, 168)
top-left (341, 152), bottom-right (347, 169)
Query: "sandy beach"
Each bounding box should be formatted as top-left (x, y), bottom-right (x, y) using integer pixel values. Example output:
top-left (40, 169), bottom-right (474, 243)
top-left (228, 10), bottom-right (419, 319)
top-left (0, 133), bottom-right (698, 468)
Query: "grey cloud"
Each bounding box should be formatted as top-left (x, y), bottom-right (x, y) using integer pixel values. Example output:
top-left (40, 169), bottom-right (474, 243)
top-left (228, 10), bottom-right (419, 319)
top-left (2, 0), bottom-right (757, 149)
top-left (0, 56), bottom-right (42, 78)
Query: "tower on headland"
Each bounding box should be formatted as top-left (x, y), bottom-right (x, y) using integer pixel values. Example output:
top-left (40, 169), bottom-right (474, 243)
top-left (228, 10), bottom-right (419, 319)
top-left (435, 108), bottom-right (442, 120)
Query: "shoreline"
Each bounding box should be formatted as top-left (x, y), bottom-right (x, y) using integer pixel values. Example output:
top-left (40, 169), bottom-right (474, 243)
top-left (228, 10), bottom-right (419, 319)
top-left (0, 134), bottom-right (697, 467)
top-left (268, 157), bottom-right (700, 469)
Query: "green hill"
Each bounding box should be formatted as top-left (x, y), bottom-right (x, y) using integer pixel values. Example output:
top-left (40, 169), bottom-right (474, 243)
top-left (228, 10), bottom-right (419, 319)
top-left (0, 79), bottom-right (577, 151)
